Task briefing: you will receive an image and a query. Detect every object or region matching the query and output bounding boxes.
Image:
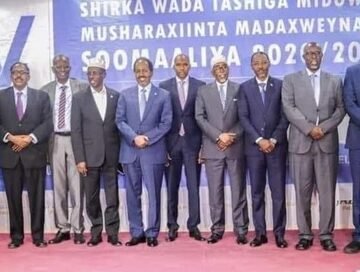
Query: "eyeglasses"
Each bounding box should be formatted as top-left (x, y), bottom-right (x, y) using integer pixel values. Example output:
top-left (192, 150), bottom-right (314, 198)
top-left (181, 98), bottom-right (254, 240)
top-left (11, 70), bottom-right (29, 76)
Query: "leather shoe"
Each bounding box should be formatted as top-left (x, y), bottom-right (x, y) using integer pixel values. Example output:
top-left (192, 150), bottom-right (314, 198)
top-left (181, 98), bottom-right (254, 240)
top-left (320, 239), bottom-right (337, 252)
top-left (107, 236), bottom-right (122, 246)
top-left (125, 236), bottom-right (146, 246)
top-left (189, 228), bottom-right (205, 241)
top-left (33, 240), bottom-right (48, 248)
top-left (8, 240), bottom-right (23, 249)
top-left (250, 235), bottom-right (268, 247)
top-left (295, 238), bottom-right (313, 250)
top-left (49, 231), bottom-right (70, 244)
top-left (168, 228), bottom-right (178, 242)
top-left (275, 236), bottom-right (288, 248)
top-left (147, 237), bottom-right (158, 247)
top-left (74, 233), bottom-right (85, 244)
top-left (236, 234), bottom-right (248, 245)
top-left (207, 233), bottom-right (222, 244)
top-left (87, 236), bottom-right (102, 247)
top-left (344, 240), bottom-right (360, 254)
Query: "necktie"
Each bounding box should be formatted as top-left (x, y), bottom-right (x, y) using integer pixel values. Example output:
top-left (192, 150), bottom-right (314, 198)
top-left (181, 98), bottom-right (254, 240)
top-left (219, 84), bottom-right (226, 110)
top-left (16, 92), bottom-right (24, 120)
top-left (310, 74), bottom-right (316, 90)
top-left (178, 81), bottom-right (186, 136)
top-left (58, 85), bottom-right (67, 129)
top-left (310, 74), bottom-right (320, 125)
top-left (139, 89), bottom-right (147, 120)
top-left (258, 83), bottom-right (266, 105)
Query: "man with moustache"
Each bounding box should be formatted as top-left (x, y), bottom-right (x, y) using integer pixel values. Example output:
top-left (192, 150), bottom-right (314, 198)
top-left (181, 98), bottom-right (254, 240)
top-left (282, 42), bottom-right (345, 251)
top-left (159, 54), bottom-right (206, 242)
top-left (238, 51), bottom-right (288, 248)
top-left (195, 55), bottom-right (248, 244)
top-left (71, 57), bottom-right (121, 247)
top-left (41, 55), bottom-right (88, 245)
top-left (116, 57), bottom-right (172, 247)
top-left (0, 62), bottom-right (52, 248)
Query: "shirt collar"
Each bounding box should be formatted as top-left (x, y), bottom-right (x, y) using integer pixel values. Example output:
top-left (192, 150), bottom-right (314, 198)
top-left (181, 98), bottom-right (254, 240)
top-left (138, 83), bottom-right (152, 93)
top-left (90, 85), bottom-right (106, 95)
top-left (216, 80), bottom-right (228, 89)
top-left (255, 76), bottom-right (269, 85)
top-left (13, 86), bottom-right (28, 96)
top-left (56, 79), bottom-right (70, 89)
top-left (306, 68), bottom-right (321, 77)
top-left (176, 76), bottom-right (189, 85)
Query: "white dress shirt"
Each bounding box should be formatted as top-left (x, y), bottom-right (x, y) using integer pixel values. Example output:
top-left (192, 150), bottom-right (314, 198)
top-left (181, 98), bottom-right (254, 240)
top-left (91, 85), bottom-right (107, 121)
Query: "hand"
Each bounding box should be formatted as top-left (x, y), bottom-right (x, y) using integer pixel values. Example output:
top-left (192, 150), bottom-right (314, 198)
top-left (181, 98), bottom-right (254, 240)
top-left (76, 162), bottom-right (87, 176)
top-left (217, 140), bottom-right (228, 151)
top-left (165, 153), bottom-right (171, 167)
top-left (218, 133), bottom-right (236, 146)
top-left (258, 139), bottom-right (275, 153)
top-left (8, 134), bottom-right (32, 150)
top-left (134, 135), bottom-right (149, 148)
top-left (309, 127), bottom-right (324, 140)
top-left (197, 150), bottom-right (205, 164)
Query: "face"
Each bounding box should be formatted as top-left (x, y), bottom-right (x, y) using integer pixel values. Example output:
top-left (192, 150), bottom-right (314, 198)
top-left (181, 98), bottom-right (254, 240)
top-left (134, 60), bottom-right (153, 87)
top-left (173, 55), bottom-right (190, 80)
top-left (303, 44), bottom-right (323, 72)
top-left (212, 62), bottom-right (229, 84)
top-left (11, 63), bottom-right (30, 90)
top-left (52, 56), bottom-right (71, 84)
top-left (251, 53), bottom-right (270, 81)
top-left (87, 67), bottom-right (105, 91)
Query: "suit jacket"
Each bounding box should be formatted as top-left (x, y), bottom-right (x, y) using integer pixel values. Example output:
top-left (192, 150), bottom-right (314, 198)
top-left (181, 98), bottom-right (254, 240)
top-left (71, 86), bottom-right (120, 167)
top-left (195, 80), bottom-right (244, 159)
top-left (344, 64), bottom-right (360, 150)
top-left (282, 70), bottom-right (345, 154)
top-left (116, 84), bottom-right (172, 164)
top-left (159, 77), bottom-right (205, 153)
top-left (0, 87), bottom-right (53, 168)
top-left (41, 78), bottom-right (88, 154)
top-left (238, 77), bottom-right (288, 156)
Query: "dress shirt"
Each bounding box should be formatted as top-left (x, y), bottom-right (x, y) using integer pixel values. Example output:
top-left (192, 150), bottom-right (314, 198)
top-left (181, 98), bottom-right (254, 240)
top-left (91, 85), bottom-right (107, 121)
top-left (138, 83), bottom-right (151, 103)
top-left (176, 76), bottom-right (189, 101)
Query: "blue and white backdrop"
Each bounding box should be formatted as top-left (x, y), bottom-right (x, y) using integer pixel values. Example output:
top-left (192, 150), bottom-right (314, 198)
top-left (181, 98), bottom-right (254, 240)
top-left (0, 0), bottom-right (358, 233)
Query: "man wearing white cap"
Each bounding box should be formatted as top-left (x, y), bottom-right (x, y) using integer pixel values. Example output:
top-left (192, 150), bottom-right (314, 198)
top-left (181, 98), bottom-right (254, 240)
top-left (195, 55), bottom-right (249, 244)
top-left (71, 57), bottom-right (121, 247)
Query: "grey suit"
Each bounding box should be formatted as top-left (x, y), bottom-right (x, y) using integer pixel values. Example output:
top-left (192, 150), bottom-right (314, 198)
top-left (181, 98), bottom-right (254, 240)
top-left (282, 70), bottom-right (345, 241)
top-left (41, 78), bottom-right (88, 234)
top-left (71, 86), bottom-right (120, 238)
top-left (195, 81), bottom-right (248, 236)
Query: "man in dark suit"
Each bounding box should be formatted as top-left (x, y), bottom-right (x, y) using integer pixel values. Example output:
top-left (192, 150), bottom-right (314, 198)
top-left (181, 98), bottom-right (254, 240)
top-left (195, 55), bottom-right (249, 244)
top-left (343, 63), bottom-right (360, 254)
top-left (0, 62), bottom-right (52, 248)
top-left (116, 57), bottom-right (172, 247)
top-left (159, 54), bottom-right (205, 242)
top-left (41, 54), bottom-right (88, 245)
top-left (71, 57), bottom-right (121, 247)
top-left (238, 51), bottom-right (288, 248)
top-left (282, 42), bottom-right (345, 251)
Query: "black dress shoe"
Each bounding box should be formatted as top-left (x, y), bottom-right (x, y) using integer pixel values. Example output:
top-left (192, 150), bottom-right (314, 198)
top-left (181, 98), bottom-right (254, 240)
top-left (250, 235), bottom-right (268, 247)
top-left (49, 231), bottom-right (70, 244)
top-left (275, 236), bottom-right (288, 248)
top-left (207, 233), bottom-right (222, 244)
top-left (74, 233), bottom-right (85, 244)
top-left (87, 236), bottom-right (102, 247)
top-left (189, 228), bottom-right (206, 241)
top-left (168, 228), bottom-right (178, 242)
top-left (107, 236), bottom-right (122, 246)
top-left (147, 237), bottom-right (159, 247)
top-left (8, 240), bottom-right (23, 249)
top-left (320, 239), bottom-right (337, 252)
top-left (125, 236), bottom-right (146, 246)
top-left (33, 240), bottom-right (48, 248)
top-left (295, 238), bottom-right (313, 250)
top-left (236, 234), bottom-right (248, 245)
top-left (344, 240), bottom-right (360, 254)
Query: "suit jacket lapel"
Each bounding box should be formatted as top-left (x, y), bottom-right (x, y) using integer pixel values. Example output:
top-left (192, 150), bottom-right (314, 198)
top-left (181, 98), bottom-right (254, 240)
top-left (319, 71), bottom-right (329, 109)
top-left (103, 88), bottom-right (116, 123)
top-left (7, 88), bottom-right (19, 121)
top-left (171, 79), bottom-right (183, 114)
top-left (86, 88), bottom-right (103, 123)
top-left (301, 70), bottom-right (317, 109)
top-left (141, 85), bottom-right (157, 122)
top-left (223, 83), bottom-right (235, 115)
top-left (210, 83), bottom-right (224, 114)
top-left (264, 77), bottom-right (275, 113)
top-left (250, 79), bottom-right (265, 113)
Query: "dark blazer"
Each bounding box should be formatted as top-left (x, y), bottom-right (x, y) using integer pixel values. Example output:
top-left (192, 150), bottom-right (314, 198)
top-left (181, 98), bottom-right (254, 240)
top-left (238, 77), bottom-right (288, 155)
top-left (116, 84), bottom-right (172, 164)
top-left (0, 87), bottom-right (53, 168)
top-left (344, 64), bottom-right (360, 150)
top-left (71, 86), bottom-right (120, 167)
top-left (159, 77), bottom-right (205, 153)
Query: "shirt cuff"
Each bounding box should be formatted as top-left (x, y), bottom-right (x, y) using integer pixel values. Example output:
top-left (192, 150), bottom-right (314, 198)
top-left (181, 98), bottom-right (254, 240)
top-left (3, 132), bottom-right (10, 143)
top-left (29, 133), bottom-right (38, 144)
top-left (270, 138), bottom-right (277, 145)
top-left (255, 137), bottom-right (263, 144)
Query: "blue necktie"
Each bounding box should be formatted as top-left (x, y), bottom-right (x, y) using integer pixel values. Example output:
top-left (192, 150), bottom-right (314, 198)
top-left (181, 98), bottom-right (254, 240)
top-left (139, 89), bottom-right (147, 120)
top-left (258, 83), bottom-right (266, 105)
